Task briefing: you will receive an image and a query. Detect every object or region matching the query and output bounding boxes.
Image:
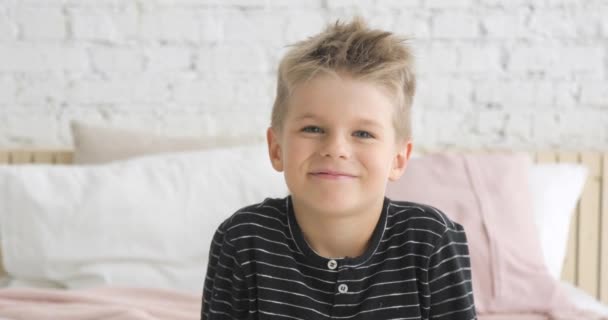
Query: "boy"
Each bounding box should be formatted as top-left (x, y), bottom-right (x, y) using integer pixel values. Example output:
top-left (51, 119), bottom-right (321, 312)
top-left (202, 17), bottom-right (476, 320)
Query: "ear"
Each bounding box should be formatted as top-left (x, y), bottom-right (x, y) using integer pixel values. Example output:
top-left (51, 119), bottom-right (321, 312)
top-left (388, 140), bottom-right (413, 181)
top-left (266, 127), bottom-right (284, 172)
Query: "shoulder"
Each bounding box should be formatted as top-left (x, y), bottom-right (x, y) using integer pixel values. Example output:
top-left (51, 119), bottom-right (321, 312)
top-left (385, 199), bottom-right (464, 238)
top-left (215, 197), bottom-right (290, 243)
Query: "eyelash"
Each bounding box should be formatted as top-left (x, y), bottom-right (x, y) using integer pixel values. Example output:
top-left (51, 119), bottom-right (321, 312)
top-left (301, 126), bottom-right (323, 134)
top-left (300, 126), bottom-right (375, 139)
top-left (353, 131), bottom-right (374, 139)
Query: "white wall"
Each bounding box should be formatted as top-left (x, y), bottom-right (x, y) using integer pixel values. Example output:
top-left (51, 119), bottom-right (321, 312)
top-left (0, 0), bottom-right (606, 150)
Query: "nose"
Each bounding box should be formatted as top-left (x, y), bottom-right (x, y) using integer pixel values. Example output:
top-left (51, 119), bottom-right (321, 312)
top-left (319, 133), bottom-right (350, 159)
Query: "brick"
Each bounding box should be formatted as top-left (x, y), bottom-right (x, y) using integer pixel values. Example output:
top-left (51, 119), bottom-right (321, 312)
top-left (425, 109), bottom-right (476, 142)
top-left (528, 10), bottom-right (580, 39)
top-left (285, 11), bottom-right (326, 44)
top-left (161, 110), bottom-right (268, 137)
top-left (366, 9), bottom-right (395, 31)
top-left (376, 0), bottom-right (422, 8)
top-left (0, 10), bottom-right (17, 40)
top-left (234, 76), bottom-right (275, 107)
top-left (325, 0), bottom-right (376, 9)
top-left (199, 9), bottom-right (224, 43)
top-left (531, 110), bottom-right (607, 148)
top-left (504, 113), bottom-right (533, 140)
top-left (15, 72), bottom-right (67, 105)
top-left (58, 107), bottom-right (164, 139)
top-left (602, 8), bottom-right (608, 37)
top-left (159, 112), bottom-right (217, 137)
top-left (69, 6), bottom-right (138, 42)
top-left (457, 46), bottom-right (502, 73)
top-left (508, 47), bottom-right (558, 74)
top-left (0, 76), bottom-right (15, 103)
top-left (580, 82), bottom-right (608, 107)
top-left (3, 108), bottom-right (61, 146)
top-left (508, 46), bottom-right (604, 78)
top-left (432, 12), bottom-right (479, 39)
top-left (542, 0), bottom-right (587, 7)
top-left (424, 0), bottom-right (473, 8)
top-left (140, 7), bottom-right (200, 43)
top-left (144, 46), bottom-right (192, 71)
top-left (530, 111), bottom-right (561, 145)
top-left (478, 0), bottom-right (533, 7)
top-left (68, 77), bottom-right (170, 104)
top-left (91, 47), bottom-right (144, 72)
top-left (213, 0), bottom-right (268, 8)
top-left (246, 11), bottom-right (287, 45)
top-left (554, 47), bottom-right (604, 77)
top-left (265, 0), bottom-right (324, 8)
top-left (172, 76), bottom-right (236, 105)
top-left (553, 82), bottom-right (579, 107)
top-left (415, 44), bottom-right (461, 74)
top-left (553, 110), bottom-right (607, 147)
top-left (476, 110), bottom-right (506, 136)
top-left (394, 12), bottom-right (430, 39)
top-left (99, 113), bottom-right (165, 132)
top-left (415, 77), bottom-right (473, 109)
top-left (409, 107), bottom-right (432, 142)
top-left (17, 7), bottom-right (65, 40)
top-left (0, 45), bottom-right (89, 71)
top-left (202, 111), bottom-right (269, 137)
top-left (17, 0), bottom-right (66, 6)
top-left (480, 10), bottom-right (529, 38)
top-left (196, 45), bottom-right (269, 73)
top-left (474, 81), bottom-right (554, 108)
top-left (221, 9), bottom-right (260, 44)
top-left (145, 0), bottom-right (220, 5)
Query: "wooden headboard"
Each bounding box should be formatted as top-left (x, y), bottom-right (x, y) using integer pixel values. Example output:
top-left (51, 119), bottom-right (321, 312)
top-left (0, 149), bottom-right (606, 305)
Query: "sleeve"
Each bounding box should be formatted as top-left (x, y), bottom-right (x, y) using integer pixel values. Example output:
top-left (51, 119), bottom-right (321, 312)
top-left (427, 224), bottom-right (477, 320)
top-left (201, 223), bottom-right (250, 320)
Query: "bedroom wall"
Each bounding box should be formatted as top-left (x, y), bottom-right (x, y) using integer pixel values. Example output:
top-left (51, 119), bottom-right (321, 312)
top-left (0, 0), bottom-right (606, 150)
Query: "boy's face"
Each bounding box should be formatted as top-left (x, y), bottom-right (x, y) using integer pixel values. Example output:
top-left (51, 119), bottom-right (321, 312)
top-left (267, 74), bottom-right (412, 215)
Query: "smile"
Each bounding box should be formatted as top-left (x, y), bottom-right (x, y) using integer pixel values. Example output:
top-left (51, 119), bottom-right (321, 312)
top-left (309, 171), bottom-right (357, 180)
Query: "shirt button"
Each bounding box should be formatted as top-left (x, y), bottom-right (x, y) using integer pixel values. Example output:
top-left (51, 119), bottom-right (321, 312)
top-left (338, 284), bottom-right (348, 293)
top-left (327, 260), bottom-right (337, 270)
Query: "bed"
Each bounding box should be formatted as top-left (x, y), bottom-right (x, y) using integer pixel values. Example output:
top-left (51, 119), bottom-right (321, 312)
top-left (0, 146), bottom-right (607, 319)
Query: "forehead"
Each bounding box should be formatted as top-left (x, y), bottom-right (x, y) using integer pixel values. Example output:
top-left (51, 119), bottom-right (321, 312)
top-left (286, 74), bottom-right (396, 124)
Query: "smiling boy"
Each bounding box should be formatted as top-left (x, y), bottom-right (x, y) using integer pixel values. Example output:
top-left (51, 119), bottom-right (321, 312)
top-left (202, 17), bottom-right (476, 320)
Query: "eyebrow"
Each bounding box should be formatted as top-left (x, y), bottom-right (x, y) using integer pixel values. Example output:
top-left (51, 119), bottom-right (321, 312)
top-left (294, 113), bottom-right (384, 128)
top-left (294, 113), bottom-right (318, 121)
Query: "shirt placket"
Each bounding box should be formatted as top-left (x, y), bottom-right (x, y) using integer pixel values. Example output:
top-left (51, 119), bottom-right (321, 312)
top-left (327, 259), bottom-right (356, 319)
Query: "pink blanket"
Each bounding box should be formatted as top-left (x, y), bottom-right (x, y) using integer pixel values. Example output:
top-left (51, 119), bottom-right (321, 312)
top-left (0, 286), bottom-right (605, 319)
top-left (479, 312), bottom-right (607, 320)
top-left (0, 287), bottom-right (200, 320)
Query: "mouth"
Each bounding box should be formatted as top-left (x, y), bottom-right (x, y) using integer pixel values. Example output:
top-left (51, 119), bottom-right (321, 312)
top-left (309, 170), bottom-right (357, 180)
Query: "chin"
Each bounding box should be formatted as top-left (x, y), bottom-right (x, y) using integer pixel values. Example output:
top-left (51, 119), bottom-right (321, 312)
top-left (305, 193), bottom-right (364, 215)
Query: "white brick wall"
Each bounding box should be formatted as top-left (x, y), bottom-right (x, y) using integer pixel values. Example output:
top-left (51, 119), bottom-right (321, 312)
top-left (0, 0), bottom-right (606, 149)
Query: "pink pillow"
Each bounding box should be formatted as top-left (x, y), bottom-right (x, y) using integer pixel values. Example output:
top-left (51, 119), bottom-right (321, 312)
top-left (386, 152), bottom-right (571, 313)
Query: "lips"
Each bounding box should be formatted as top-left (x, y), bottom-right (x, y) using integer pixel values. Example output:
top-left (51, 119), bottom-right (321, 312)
top-left (309, 170), bottom-right (356, 179)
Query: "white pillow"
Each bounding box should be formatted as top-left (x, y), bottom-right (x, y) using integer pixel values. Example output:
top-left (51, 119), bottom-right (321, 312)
top-left (529, 163), bottom-right (588, 279)
top-left (0, 145), bottom-right (288, 292)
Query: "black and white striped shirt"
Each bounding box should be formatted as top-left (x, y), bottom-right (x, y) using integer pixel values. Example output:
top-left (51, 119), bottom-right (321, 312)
top-left (202, 196), bottom-right (476, 320)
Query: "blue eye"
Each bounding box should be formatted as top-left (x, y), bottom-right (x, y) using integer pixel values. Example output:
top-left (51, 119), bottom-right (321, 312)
top-left (353, 131), bottom-right (374, 139)
top-left (302, 126), bottom-right (323, 134)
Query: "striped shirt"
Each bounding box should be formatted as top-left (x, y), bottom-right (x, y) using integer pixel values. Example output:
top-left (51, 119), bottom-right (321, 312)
top-left (202, 196), bottom-right (476, 320)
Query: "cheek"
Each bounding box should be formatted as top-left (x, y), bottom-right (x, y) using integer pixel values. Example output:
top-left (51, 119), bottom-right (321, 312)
top-left (285, 138), bottom-right (314, 158)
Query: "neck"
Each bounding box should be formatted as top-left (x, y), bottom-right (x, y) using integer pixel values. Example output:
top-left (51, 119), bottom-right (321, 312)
top-left (292, 197), bottom-right (385, 259)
